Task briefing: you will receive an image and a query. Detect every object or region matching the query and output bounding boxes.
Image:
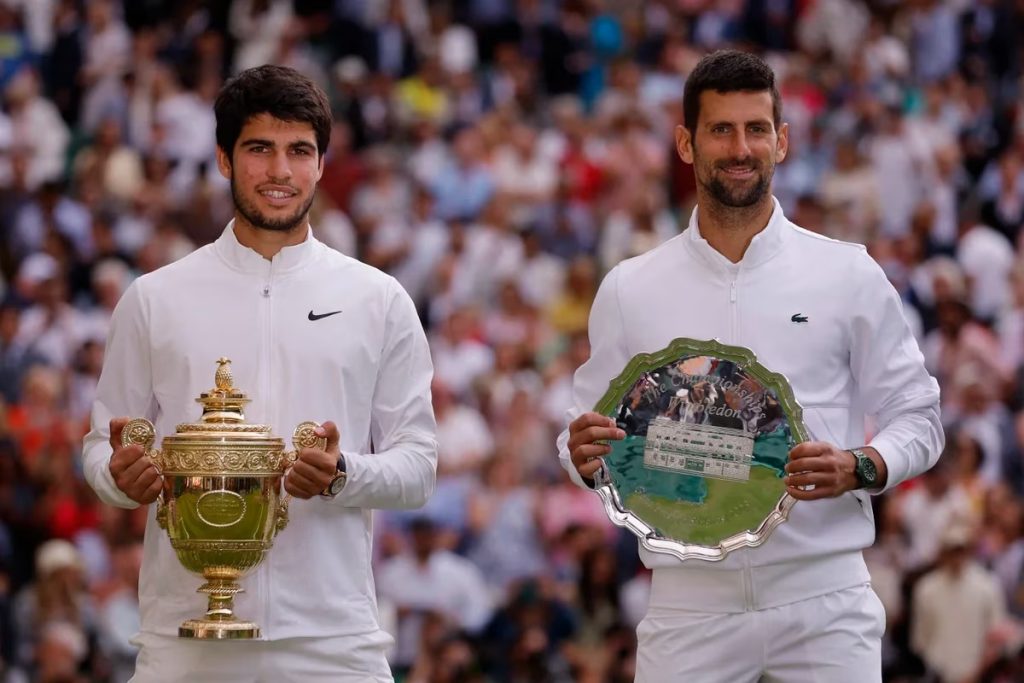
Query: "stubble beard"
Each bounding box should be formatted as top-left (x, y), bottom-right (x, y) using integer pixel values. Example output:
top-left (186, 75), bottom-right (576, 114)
top-left (697, 152), bottom-right (775, 210)
top-left (231, 177), bottom-right (316, 233)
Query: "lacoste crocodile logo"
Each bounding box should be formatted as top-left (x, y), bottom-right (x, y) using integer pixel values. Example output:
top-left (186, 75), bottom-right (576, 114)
top-left (308, 310), bottom-right (343, 321)
top-left (791, 313), bottom-right (808, 324)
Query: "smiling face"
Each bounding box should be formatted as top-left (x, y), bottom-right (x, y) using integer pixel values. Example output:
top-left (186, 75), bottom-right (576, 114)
top-left (216, 113), bottom-right (324, 235)
top-left (676, 90), bottom-right (787, 210)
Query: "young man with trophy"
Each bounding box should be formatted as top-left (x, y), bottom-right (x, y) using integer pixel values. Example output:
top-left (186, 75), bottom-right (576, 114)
top-left (560, 50), bottom-right (943, 682)
top-left (82, 65), bottom-right (437, 681)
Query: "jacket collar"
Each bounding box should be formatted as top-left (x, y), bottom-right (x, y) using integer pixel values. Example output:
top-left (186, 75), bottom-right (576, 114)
top-left (213, 220), bottom-right (320, 274)
top-left (684, 196), bottom-right (787, 272)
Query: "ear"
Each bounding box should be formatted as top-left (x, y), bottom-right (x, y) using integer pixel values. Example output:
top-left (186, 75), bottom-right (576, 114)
top-left (215, 146), bottom-right (233, 181)
top-left (675, 125), bottom-right (694, 165)
top-left (775, 122), bottom-right (789, 164)
top-left (316, 152), bottom-right (325, 182)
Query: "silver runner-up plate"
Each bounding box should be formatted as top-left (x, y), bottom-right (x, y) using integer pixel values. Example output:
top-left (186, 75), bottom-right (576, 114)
top-left (592, 338), bottom-right (809, 562)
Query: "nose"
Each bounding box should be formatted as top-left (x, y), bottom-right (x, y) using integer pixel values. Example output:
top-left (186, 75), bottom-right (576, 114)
top-left (267, 149), bottom-right (292, 181)
top-left (730, 130), bottom-right (752, 159)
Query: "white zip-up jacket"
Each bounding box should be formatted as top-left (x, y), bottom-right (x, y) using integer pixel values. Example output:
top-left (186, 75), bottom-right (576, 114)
top-left (558, 198), bottom-right (943, 610)
top-left (83, 224), bottom-right (437, 639)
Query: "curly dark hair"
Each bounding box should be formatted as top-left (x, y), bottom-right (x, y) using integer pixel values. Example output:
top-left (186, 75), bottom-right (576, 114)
top-left (214, 64), bottom-right (332, 158)
top-left (682, 50), bottom-right (781, 133)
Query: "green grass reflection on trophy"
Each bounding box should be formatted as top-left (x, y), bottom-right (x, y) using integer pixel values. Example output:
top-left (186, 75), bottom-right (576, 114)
top-left (625, 467), bottom-right (785, 546)
top-left (169, 483), bottom-right (275, 574)
top-left (607, 430), bottom-right (788, 547)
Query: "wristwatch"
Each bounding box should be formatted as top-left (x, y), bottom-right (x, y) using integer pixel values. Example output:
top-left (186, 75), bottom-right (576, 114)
top-left (321, 455), bottom-right (348, 497)
top-left (849, 448), bottom-right (878, 489)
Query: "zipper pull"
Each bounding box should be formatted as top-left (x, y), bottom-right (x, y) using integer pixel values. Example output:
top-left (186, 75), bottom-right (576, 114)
top-left (730, 281), bottom-right (737, 303)
top-left (262, 285), bottom-right (270, 298)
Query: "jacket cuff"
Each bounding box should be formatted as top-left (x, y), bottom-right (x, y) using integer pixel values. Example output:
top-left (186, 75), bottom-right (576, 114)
top-left (96, 460), bottom-right (141, 509)
top-left (866, 434), bottom-right (905, 494)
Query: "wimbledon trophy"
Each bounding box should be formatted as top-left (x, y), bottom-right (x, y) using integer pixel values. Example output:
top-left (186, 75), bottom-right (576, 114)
top-left (593, 338), bottom-right (808, 561)
top-left (121, 357), bottom-right (324, 639)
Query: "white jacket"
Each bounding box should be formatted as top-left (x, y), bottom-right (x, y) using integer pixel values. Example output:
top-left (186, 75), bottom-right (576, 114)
top-left (83, 225), bottom-right (437, 639)
top-left (558, 199), bottom-right (943, 609)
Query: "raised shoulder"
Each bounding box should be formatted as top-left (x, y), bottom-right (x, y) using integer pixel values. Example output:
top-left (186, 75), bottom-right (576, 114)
top-left (614, 231), bottom-right (690, 279)
top-left (130, 243), bottom-right (218, 292)
top-left (314, 240), bottom-right (397, 292)
top-left (786, 222), bottom-right (868, 255)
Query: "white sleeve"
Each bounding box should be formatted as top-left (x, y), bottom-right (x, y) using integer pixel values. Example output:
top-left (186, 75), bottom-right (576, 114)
top-left (335, 279), bottom-right (438, 509)
top-left (82, 281), bottom-right (155, 509)
top-left (556, 266), bottom-right (631, 489)
top-left (849, 251), bottom-right (944, 492)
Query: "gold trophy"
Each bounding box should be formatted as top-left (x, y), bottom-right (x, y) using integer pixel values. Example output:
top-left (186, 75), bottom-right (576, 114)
top-left (121, 357), bottom-right (323, 639)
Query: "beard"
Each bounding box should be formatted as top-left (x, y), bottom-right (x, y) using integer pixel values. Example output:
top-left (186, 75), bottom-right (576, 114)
top-left (231, 177), bottom-right (316, 233)
top-left (699, 156), bottom-right (775, 209)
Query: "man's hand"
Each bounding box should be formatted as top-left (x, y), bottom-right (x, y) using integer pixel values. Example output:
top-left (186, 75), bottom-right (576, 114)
top-left (784, 441), bottom-right (859, 500)
top-left (108, 417), bottom-right (163, 504)
top-left (568, 412), bottom-right (625, 481)
top-left (285, 421), bottom-right (340, 499)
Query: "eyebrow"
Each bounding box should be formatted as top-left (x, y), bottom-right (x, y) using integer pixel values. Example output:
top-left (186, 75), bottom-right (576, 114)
top-left (239, 138), bottom-right (317, 151)
top-left (706, 119), bottom-right (774, 129)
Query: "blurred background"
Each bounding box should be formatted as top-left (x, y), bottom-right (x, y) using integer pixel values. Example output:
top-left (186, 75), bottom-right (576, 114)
top-left (0, 0), bottom-right (1023, 681)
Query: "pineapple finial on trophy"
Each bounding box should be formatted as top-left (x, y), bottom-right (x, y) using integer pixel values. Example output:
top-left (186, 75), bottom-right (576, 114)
top-left (215, 357), bottom-right (233, 391)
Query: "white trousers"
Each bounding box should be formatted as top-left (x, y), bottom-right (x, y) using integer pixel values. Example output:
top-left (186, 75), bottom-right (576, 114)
top-left (128, 629), bottom-right (394, 683)
top-left (635, 583), bottom-right (885, 683)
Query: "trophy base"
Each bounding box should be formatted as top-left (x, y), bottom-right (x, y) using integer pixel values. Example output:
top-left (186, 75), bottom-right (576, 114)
top-left (179, 619), bottom-right (261, 640)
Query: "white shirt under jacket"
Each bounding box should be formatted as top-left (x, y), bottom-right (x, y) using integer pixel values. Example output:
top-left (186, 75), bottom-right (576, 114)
top-left (83, 224), bottom-right (438, 640)
top-left (558, 198), bottom-right (943, 601)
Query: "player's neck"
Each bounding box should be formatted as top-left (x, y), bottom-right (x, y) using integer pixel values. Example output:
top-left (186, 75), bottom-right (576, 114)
top-left (232, 217), bottom-right (309, 260)
top-left (695, 193), bottom-right (775, 264)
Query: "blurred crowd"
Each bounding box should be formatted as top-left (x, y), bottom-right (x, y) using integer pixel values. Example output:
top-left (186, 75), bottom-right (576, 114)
top-left (1, 0), bottom-right (1024, 681)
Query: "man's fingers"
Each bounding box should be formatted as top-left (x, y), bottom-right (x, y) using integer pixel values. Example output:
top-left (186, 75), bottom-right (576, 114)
top-left (297, 448), bottom-right (338, 472)
top-left (135, 464), bottom-right (160, 488)
top-left (285, 469), bottom-right (320, 498)
top-left (571, 412), bottom-right (616, 430)
top-left (567, 413), bottom-right (621, 481)
top-left (120, 453), bottom-right (155, 483)
top-left (568, 425), bottom-right (625, 451)
top-left (569, 413), bottom-right (620, 439)
top-left (314, 421), bottom-right (341, 455)
top-left (577, 457), bottom-right (605, 479)
top-left (571, 443), bottom-right (612, 466)
top-left (288, 467), bottom-right (321, 491)
top-left (140, 476), bottom-right (164, 504)
top-left (787, 484), bottom-right (834, 501)
top-left (788, 441), bottom-right (831, 460)
top-left (292, 458), bottom-right (332, 482)
top-left (783, 457), bottom-right (831, 475)
top-left (109, 417), bottom-right (131, 451)
top-left (784, 471), bottom-right (833, 489)
top-left (109, 445), bottom-right (145, 475)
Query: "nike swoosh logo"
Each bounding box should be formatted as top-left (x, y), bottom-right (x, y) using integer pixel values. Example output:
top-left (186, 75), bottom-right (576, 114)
top-left (308, 310), bottom-right (343, 321)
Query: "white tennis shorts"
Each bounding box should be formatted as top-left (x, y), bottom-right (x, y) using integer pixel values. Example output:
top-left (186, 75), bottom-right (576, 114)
top-left (128, 628), bottom-right (394, 683)
top-left (635, 582), bottom-right (885, 683)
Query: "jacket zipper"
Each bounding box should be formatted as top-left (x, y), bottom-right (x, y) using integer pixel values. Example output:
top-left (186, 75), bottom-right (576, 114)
top-left (261, 260), bottom-right (274, 635)
top-left (729, 278), bottom-right (738, 343)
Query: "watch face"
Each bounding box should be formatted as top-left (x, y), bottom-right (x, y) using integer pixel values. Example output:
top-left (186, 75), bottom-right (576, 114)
top-left (329, 474), bottom-right (347, 496)
top-left (858, 453), bottom-right (877, 486)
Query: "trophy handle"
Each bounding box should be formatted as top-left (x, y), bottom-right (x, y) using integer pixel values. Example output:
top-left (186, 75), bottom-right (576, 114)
top-left (276, 421), bottom-right (327, 532)
top-left (120, 418), bottom-right (167, 529)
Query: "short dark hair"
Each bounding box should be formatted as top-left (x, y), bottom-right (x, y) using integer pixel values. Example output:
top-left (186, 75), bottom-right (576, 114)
top-left (683, 50), bottom-right (781, 133)
top-left (214, 65), bottom-right (332, 158)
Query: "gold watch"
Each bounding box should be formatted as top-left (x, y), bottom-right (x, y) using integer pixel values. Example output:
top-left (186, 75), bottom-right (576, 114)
top-left (321, 456), bottom-right (347, 497)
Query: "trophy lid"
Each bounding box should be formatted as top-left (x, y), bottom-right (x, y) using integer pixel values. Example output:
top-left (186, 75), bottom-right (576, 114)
top-left (172, 358), bottom-right (273, 437)
top-left (197, 357), bottom-right (249, 421)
